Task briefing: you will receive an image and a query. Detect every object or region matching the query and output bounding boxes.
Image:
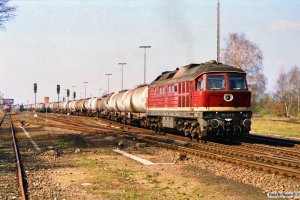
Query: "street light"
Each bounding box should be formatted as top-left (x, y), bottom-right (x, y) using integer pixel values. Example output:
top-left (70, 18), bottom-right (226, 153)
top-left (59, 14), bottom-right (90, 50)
top-left (83, 82), bottom-right (88, 99)
top-left (118, 62), bottom-right (127, 90)
top-left (105, 74), bottom-right (112, 94)
top-left (139, 45), bottom-right (151, 84)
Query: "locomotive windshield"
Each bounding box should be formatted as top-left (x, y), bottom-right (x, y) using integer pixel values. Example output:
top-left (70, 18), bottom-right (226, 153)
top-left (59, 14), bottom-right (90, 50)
top-left (206, 75), bottom-right (225, 90)
top-left (229, 76), bottom-right (247, 90)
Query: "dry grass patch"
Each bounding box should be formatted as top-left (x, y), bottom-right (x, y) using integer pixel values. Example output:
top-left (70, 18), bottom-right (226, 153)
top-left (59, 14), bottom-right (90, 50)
top-left (252, 116), bottom-right (300, 138)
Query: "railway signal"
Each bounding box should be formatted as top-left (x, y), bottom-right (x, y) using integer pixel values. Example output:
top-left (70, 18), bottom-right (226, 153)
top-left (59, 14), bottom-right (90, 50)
top-left (33, 83), bottom-right (37, 111)
top-left (34, 83), bottom-right (37, 93)
top-left (57, 84), bottom-right (60, 109)
top-left (57, 85), bottom-right (60, 94)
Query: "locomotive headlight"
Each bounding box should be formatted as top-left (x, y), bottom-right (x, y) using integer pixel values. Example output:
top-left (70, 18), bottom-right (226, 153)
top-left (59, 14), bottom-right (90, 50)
top-left (210, 119), bottom-right (220, 128)
top-left (224, 94), bottom-right (233, 102)
top-left (242, 119), bottom-right (251, 129)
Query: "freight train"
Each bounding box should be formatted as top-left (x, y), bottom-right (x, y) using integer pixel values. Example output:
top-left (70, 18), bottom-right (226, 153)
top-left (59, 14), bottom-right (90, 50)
top-left (24, 60), bottom-right (252, 141)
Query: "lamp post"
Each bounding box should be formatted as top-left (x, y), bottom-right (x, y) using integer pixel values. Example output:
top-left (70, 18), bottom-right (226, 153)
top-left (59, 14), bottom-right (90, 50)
top-left (217, 0), bottom-right (220, 62)
top-left (139, 45), bottom-right (151, 84)
top-left (83, 82), bottom-right (88, 99)
top-left (118, 63), bottom-right (127, 90)
top-left (105, 74), bottom-right (112, 94)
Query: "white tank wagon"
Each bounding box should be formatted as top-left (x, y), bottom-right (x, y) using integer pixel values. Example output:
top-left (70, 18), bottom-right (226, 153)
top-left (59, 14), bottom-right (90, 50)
top-left (58, 101), bottom-right (64, 111)
top-left (99, 93), bottom-right (114, 111)
top-left (83, 98), bottom-right (91, 111)
top-left (89, 97), bottom-right (98, 111)
top-left (68, 101), bottom-right (77, 111)
top-left (122, 85), bottom-right (148, 113)
top-left (53, 102), bottom-right (59, 111)
top-left (131, 85), bottom-right (148, 113)
top-left (75, 99), bottom-right (86, 112)
top-left (122, 89), bottom-right (135, 113)
top-left (36, 103), bottom-right (45, 112)
top-left (107, 92), bottom-right (120, 111)
top-left (115, 90), bottom-right (128, 112)
top-left (62, 101), bottom-right (69, 111)
top-left (49, 102), bottom-right (54, 111)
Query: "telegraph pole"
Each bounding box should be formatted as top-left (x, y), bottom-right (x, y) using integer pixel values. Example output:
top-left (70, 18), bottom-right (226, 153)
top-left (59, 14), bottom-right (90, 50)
top-left (217, 0), bottom-right (220, 63)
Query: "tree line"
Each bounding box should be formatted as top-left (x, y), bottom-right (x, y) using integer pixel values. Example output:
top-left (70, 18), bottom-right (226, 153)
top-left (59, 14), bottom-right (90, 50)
top-left (222, 33), bottom-right (299, 118)
top-left (261, 67), bottom-right (300, 118)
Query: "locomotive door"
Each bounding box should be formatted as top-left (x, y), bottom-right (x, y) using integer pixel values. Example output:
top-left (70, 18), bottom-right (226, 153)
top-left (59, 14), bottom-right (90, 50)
top-left (186, 81), bottom-right (190, 107)
top-left (190, 81), bottom-right (194, 108)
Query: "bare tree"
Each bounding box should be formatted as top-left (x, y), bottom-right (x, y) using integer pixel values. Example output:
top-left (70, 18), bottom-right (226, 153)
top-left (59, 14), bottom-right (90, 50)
top-left (288, 66), bottom-right (300, 117)
top-left (222, 33), bottom-right (266, 109)
top-left (273, 68), bottom-right (294, 118)
top-left (0, 0), bottom-right (15, 28)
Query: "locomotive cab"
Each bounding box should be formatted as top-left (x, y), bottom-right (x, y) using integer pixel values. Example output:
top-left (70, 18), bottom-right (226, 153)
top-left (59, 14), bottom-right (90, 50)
top-left (193, 72), bottom-right (252, 137)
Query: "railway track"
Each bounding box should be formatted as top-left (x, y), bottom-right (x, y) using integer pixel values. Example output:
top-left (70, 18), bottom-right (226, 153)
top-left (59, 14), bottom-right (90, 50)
top-left (0, 113), bottom-right (27, 200)
top-left (241, 134), bottom-right (300, 148)
top-left (27, 112), bottom-right (300, 179)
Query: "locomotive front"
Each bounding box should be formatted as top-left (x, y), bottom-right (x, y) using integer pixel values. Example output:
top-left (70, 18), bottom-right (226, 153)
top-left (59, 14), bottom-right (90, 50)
top-left (197, 70), bottom-right (252, 137)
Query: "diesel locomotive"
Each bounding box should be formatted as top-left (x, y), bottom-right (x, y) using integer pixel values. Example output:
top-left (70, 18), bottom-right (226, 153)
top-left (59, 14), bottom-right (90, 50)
top-left (25, 60), bottom-right (252, 140)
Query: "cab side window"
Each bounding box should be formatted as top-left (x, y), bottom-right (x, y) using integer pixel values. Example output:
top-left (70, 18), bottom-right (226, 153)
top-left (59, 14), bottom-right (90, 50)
top-left (197, 79), bottom-right (203, 90)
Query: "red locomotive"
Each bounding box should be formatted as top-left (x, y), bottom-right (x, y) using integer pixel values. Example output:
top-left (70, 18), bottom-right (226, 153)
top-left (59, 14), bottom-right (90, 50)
top-left (146, 60), bottom-right (252, 140)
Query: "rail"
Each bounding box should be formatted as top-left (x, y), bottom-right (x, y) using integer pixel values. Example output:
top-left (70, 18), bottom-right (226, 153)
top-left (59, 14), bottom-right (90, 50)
top-left (9, 113), bottom-right (27, 200)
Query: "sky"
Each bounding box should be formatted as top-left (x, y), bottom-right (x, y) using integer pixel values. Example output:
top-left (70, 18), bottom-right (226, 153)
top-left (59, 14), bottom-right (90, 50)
top-left (0, 0), bottom-right (300, 104)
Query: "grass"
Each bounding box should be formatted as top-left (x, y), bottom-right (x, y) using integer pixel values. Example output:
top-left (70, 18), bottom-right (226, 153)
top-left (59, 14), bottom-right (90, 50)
top-left (252, 116), bottom-right (300, 139)
top-left (50, 134), bottom-right (87, 149)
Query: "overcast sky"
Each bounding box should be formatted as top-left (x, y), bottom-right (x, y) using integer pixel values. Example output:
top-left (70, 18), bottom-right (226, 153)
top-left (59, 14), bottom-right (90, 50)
top-left (1, 0), bottom-right (300, 104)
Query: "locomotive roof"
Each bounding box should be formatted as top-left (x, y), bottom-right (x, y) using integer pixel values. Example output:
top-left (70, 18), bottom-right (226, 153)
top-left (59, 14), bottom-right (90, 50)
top-left (149, 60), bottom-right (246, 87)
